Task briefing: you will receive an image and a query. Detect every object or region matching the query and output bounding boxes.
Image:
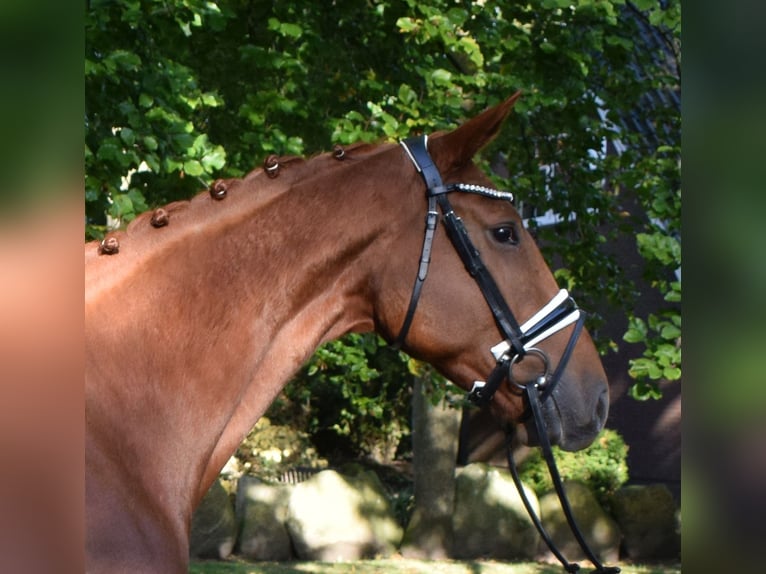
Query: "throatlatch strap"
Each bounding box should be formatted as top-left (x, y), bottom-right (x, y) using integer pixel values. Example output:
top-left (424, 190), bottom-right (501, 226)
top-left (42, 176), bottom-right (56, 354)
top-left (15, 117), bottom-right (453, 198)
top-left (392, 136), bottom-right (448, 350)
top-left (391, 195), bottom-right (438, 350)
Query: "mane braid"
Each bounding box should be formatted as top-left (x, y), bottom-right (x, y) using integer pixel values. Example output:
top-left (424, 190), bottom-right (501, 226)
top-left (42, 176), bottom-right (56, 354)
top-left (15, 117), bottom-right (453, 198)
top-left (126, 200), bottom-right (191, 236)
top-left (116, 142), bottom-right (396, 242)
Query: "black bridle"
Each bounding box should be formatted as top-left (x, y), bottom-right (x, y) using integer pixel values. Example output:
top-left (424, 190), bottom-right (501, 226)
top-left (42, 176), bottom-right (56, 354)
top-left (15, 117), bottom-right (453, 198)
top-left (394, 135), bottom-right (620, 574)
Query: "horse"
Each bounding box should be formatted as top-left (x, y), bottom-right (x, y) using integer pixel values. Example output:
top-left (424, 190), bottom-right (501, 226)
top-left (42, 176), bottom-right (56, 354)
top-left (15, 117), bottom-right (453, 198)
top-left (85, 92), bottom-right (610, 573)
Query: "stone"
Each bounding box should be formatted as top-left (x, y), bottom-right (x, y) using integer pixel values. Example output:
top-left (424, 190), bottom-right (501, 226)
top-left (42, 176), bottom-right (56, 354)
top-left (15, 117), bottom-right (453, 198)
top-left (451, 463), bottom-right (541, 560)
top-left (538, 480), bottom-right (621, 563)
top-left (610, 484), bottom-right (680, 560)
top-left (285, 469), bottom-right (403, 560)
top-left (189, 478), bottom-right (236, 559)
top-left (234, 476), bottom-right (294, 561)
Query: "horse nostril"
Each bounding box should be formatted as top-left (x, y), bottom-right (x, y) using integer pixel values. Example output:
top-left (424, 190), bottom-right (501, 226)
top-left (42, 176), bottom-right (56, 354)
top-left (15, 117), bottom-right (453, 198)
top-left (595, 388), bottom-right (609, 426)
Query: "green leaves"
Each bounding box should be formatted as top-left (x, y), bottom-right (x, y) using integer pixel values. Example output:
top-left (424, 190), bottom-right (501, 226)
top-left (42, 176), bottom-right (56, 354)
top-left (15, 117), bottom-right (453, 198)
top-left (267, 17), bottom-right (303, 39)
top-left (622, 141), bottom-right (681, 399)
top-left (637, 232), bottom-right (681, 268)
top-left (85, 0), bottom-right (233, 237)
top-left (367, 102), bottom-right (401, 139)
top-left (519, 428), bottom-right (629, 506)
top-left (270, 334), bottom-right (412, 460)
top-left (429, 68), bottom-right (453, 87)
top-left (456, 36), bottom-right (484, 69)
top-left (108, 188), bottom-right (149, 223)
top-left (396, 17), bottom-right (418, 33)
top-left (100, 49), bottom-right (142, 75)
top-left (624, 311), bottom-right (682, 399)
top-left (183, 134), bottom-right (227, 176)
top-left (182, 160), bottom-right (204, 177)
top-left (632, 0), bottom-right (680, 31)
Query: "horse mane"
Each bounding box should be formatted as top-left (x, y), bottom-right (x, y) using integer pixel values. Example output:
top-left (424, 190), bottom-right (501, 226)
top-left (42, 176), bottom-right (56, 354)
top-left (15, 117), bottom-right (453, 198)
top-left (112, 140), bottom-right (392, 243)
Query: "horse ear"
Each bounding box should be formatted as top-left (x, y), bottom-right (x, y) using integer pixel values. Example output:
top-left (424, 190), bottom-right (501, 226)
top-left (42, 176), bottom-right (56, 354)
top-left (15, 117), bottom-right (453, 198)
top-left (429, 91), bottom-right (521, 171)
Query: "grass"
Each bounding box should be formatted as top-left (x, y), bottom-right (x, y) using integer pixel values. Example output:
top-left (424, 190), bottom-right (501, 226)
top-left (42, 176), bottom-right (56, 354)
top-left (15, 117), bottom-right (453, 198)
top-left (190, 557), bottom-right (681, 574)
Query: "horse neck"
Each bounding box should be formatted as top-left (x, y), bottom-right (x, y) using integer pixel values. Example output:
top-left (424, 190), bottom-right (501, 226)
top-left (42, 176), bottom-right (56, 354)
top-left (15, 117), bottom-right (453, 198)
top-left (85, 148), bottom-right (411, 509)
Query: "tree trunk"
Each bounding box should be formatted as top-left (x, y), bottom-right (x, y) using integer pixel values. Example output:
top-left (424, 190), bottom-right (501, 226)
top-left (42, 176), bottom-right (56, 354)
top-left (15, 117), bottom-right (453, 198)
top-left (400, 376), bottom-right (461, 558)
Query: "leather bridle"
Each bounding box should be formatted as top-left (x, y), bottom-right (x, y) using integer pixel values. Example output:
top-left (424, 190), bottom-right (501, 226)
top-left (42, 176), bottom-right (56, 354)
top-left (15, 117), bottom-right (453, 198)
top-left (393, 134), bottom-right (583, 406)
top-left (394, 135), bottom-right (620, 574)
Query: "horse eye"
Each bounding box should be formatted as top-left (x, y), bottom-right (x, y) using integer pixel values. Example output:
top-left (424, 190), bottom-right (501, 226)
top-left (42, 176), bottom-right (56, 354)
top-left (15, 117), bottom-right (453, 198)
top-left (491, 224), bottom-right (519, 245)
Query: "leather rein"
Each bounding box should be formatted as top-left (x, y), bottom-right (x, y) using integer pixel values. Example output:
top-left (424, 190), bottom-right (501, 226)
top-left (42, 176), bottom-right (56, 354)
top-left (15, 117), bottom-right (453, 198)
top-left (394, 135), bottom-right (620, 574)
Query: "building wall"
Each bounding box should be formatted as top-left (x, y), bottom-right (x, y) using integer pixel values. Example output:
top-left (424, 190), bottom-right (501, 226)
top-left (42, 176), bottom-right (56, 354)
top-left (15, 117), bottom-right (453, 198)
top-left (594, 212), bottom-right (681, 501)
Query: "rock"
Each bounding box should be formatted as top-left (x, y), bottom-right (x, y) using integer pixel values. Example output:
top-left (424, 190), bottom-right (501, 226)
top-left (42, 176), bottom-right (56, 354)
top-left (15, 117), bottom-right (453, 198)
top-left (285, 469), bottom-right (403, 560)
top-left (189, 478), bottom-right (236, 559)
top-left (451, 463), bottom-right (540, 560)
top-left (610, 484), bottom-right (680, 560)
top-left (538, 480), bottom-right (621, 563)
top-left (235, 476), bottom-right (294, 561)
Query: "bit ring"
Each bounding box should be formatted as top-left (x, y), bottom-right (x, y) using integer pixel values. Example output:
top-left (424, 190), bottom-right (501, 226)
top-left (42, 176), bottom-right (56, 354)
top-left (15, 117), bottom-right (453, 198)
top-left (508, 347), bottom-right (550, 390)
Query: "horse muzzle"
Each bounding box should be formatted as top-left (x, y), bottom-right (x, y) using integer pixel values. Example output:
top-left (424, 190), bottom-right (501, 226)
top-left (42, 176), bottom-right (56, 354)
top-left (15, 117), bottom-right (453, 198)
top-left (513, 380), bottom-right (609, 452)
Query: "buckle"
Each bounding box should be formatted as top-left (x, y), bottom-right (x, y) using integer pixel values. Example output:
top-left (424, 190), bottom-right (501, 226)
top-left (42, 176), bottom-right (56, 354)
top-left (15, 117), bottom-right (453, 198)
top-left (468, 380), bottom-right (488, 405)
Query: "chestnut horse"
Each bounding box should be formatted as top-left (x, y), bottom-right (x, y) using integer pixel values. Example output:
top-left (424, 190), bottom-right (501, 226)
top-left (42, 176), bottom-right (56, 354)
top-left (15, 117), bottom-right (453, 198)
top-left (85, 93), bottom-right (609, 573)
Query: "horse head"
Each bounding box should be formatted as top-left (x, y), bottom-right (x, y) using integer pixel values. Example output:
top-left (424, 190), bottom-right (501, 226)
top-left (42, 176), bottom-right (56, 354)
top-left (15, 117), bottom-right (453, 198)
top-left (375, 93), bottom-right (609, 452)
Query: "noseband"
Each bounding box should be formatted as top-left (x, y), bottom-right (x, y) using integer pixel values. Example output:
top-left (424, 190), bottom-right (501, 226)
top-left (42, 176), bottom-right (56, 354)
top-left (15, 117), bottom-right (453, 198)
top-left (395, 135), bottom-right (619, 574)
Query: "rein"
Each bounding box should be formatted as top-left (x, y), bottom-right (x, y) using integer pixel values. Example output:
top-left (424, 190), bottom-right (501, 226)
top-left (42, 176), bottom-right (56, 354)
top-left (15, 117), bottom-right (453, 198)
top-left (395, 135), bottom-right (620, 574)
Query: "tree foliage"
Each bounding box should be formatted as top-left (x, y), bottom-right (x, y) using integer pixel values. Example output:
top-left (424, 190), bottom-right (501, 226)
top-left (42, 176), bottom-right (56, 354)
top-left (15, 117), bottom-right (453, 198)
top-left (267, 334), bottom-right (413, 461)
top-left (85, 0), bottom-right (681, 445)
top-left (518, 427), bottom-right (629, 507)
